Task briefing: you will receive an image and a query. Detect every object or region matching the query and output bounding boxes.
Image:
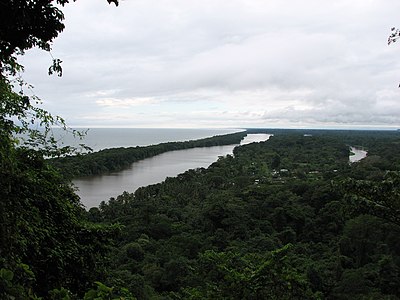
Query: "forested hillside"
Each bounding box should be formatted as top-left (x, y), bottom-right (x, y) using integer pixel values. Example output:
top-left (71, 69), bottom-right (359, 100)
top-left (2, 124), bottom-right (400, 298)
top-left (2, 0), bottom-right (400, 299)
top-left (0, 1), bottom-right (131, 298)
top-left (83, 130), bottom-right (400, 299)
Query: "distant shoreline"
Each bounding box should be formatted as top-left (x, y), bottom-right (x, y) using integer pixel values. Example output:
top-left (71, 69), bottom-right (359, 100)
top-left (50, 131), bottom-right (248, 178)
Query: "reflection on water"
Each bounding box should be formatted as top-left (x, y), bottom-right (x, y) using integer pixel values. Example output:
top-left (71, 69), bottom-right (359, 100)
top-left (349, 147), bottom-right (367, 163)
top-left (240, 133), bottom-right (272, 145)
top-left (74, 134), bottom-right (272, 208)
top-left (74, 145), bottom-right (236, 208)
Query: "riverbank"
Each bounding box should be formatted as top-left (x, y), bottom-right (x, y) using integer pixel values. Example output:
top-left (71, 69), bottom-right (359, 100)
top-left (50, 131), bottom-right (247, 178)
top-left (74, 133), bottom-right (273, 208)
top-left (74, 145), bottom-right (237, 208)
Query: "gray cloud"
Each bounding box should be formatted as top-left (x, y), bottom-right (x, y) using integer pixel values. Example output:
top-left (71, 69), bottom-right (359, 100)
top-left (18, 0), bottom-right (400, 128)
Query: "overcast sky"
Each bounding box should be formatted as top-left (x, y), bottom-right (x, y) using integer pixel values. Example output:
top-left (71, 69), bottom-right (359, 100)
top-left (19, 0), bottom-right (400, 129)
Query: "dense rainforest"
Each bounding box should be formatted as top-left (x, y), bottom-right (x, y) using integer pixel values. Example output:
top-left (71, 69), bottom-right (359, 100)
top-left (80, 129), bottom-right (400, 299)
top-left (2, 128), bottom-right (400, 299)
top-left (0, 1), bottom-right (128, 298)
top-left (1, 1), bottom-right (400, 299)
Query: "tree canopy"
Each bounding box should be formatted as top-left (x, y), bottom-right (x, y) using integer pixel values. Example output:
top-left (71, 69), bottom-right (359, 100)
top-left (1, 2), bottom-right (400, 299)
top-left (0, 0), bottom-right (118, 76)
top-left (0, 1), bottom-right (124, 298)
top-left (0, 0), bottom-right (118, 156)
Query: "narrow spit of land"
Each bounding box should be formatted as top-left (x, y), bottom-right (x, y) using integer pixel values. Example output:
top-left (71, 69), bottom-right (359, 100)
top-left (73, 133), bottom-right (272, 208)
top-left (50, 131), bottom-right (248, 178)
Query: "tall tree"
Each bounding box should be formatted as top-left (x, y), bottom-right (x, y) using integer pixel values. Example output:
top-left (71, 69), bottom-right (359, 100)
top-left (0, 0), bottom-right (118, 75)
top-left (0, 0), bottom-right (119, 298)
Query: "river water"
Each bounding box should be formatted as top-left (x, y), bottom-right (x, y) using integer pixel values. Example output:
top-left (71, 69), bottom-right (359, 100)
top-left (74, 133), bottom-right (271, 208)
top-left (349, 147), bottom-right (367, 163)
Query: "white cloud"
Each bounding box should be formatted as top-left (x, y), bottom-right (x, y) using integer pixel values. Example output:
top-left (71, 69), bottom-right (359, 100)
top-left (96, 97), bottom-right (159, 107)
top-left (85, 89), bottom-right (121, 97)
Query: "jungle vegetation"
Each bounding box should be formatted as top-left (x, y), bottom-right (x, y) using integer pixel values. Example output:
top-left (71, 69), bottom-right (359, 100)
top-left (4, 122), bottom-right (400, 299)
top-left (1, 0), bottom-right (400, 299)
top-left (83, 130), bottom-right (400, 300)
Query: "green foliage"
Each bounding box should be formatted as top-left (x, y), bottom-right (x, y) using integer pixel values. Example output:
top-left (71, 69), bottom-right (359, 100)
top-left (10, 129), bottom-right (397, 298)
top-left (2, 14), bottom-right (400, 296)
top-left (187, 245), bottom-right (318, 299)
top-left (0, 74), bottom-right (90, 158)
top-left (0, 264), bottom-right (39, 300)
top-left (0, 137), bottom-right (122, 296)
top-left (84, 282), bottom-right (136, 300)
top-left (0, 0), bottom-right (118, 76)
top-left (90, 131), bottom-right (400, 299)
top-left (49, 287), bottom-right (73, 300)
top-left (0, 1), bottom-right (122, 298)
top-left (342, 171), bottom-right (400, 226)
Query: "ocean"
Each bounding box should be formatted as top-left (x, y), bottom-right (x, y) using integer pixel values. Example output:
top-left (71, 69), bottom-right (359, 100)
top-left (52, 128), bottom-right (243, 152)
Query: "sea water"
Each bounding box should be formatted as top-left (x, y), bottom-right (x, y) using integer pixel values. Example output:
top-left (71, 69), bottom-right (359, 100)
top-left (52, 128), bottom-right (243, 152)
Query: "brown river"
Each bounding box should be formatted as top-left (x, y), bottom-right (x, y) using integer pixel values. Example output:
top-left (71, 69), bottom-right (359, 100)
top-left (73, 134), bottom-right (271, 208)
